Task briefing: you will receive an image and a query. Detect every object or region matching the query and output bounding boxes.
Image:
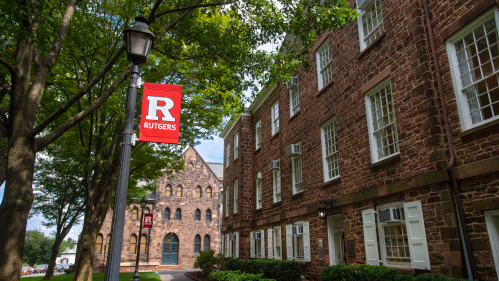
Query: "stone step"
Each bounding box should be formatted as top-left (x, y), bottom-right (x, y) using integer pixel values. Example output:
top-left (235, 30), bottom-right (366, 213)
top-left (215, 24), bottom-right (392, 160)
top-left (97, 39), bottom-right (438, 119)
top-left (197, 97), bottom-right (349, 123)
top-left (156, 265), bottom-right (184, 271)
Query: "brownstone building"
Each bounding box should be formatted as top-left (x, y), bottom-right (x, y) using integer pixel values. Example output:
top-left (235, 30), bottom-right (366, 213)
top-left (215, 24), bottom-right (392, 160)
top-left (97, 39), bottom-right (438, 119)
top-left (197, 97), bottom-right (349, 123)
top-left (93, 147), bottom-right (223, 271)
top-left (221, 0), bottom-right (499, 280)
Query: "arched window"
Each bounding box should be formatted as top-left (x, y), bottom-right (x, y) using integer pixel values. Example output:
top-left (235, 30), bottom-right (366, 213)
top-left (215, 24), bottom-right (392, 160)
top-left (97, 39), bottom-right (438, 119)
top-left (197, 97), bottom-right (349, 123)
top-left (205, 209), bottom-right (212, 222)
top-left (176, 186), bottom-right (183, 197)
top-left (140, 234), bottom-right (147, 254)
top-left (144, 207), bottom-right (150, 214)
top-left (105, 235), bottom-right (111, 254)
top-left (129, 234), bottom-right (137, 254)
top-left (195, 209), bottom-right (201, 221)
top-left (175, 208), bottom-right (181, 220)
top-left (204, 235), bottom-right (211, 251)
top-left (166, 185), bottom-right (172, 197)
top-left (163, 208), bottom-right (170, 221)
top-left (196, 186), bottom-right (201, 198)
top-left (94, 234), bottom-right (103, 254)
top-left (132, 207), bottom-right (138, 220)
top-left (207, 187), bottom-right (212, 198)
top-left (194, 235), bottom-right (201, 253)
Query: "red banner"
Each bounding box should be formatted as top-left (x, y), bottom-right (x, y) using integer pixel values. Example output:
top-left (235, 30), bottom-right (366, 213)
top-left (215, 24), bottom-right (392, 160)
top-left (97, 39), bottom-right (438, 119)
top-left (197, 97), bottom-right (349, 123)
top-left (143, 213), bottom-right (153, 228)
top-left (139, 83), bottom-right (182, 144)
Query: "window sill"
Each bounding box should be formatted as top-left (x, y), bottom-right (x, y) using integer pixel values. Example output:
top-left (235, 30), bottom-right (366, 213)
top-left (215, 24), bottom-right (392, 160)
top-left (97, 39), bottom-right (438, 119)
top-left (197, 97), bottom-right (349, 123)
top-left (291, 191), bottom-right (304, 198)
top-left (368, 153), bottom-right (400, 169)
top-left (254, 147), bottom-right (262, 154)
top-left (288, 110), bottom-right (301, 122)
top-left (271, 201), bottom-right (282, 206)
top-left (270, 131), bottom-right (280, 141)
top-left (316, 79), bottom-right (335, 98)
top-left (356, 32), bottom-right (386, 60)
top-left (320, 177), bottom-right (341, 187)
top-left (458, 118), bottom-right (499, 138)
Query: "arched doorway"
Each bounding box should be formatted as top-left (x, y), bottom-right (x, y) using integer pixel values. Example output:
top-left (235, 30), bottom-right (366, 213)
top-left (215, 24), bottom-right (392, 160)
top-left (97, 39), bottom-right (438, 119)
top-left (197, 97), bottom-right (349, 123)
top-left (162, 233), bottom-right (179, 265)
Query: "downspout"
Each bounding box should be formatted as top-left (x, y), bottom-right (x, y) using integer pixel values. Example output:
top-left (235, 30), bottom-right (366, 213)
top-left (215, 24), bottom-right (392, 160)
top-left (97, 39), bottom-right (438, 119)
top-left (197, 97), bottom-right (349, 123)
top-left (422, 1), bottom-right (478, 279)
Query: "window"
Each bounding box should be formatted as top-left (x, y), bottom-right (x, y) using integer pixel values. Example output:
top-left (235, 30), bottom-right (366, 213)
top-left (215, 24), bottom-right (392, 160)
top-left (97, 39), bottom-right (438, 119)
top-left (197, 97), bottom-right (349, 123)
top-left (196, 186), bottom-right (201, 198)
top-left (163, 208), bottom-right (170, 221)
top-left (226, 144), bottom-right (230, 168)
top-left (233, 179), bottom-right (238, 214)
top-left (232, 236), bottom-right (237, 257)
top-left (234, 133), bottom-right (239, 159)
top-left (273, 227), bottom-right (282, 260)
top-left (176, 186), bottom-right (183, 197)
top-left (195, 209), bottom-right (201, 221)
top-left (194, 235), bottom-right (201, 253)
top-left (144, 207), bottom-right (150, 214)
top-left (321, 117), bottom-right (340, 182)
top-left (357, 0), bottom-right (384, 50)
top-left (166, 185), bottom-right (172, 197)
top-left (291, 143), bottom-right (303, 194)
top-left (289, 83), bottom-right (300, 116)
top-left (206, 209), bottom-right (212, 222)
top-left (129, 234), bottom-right (137, 254)
top-left (140, 235), bottom-right (147, 254)
top-left (362, 201), bottom-right (430, 269)
top-left (446, 8), bottom-right (499, 131)
top-left (484, 209), bottom-right (499, 280)
top-left (224, 233), bottom-right (239, 258)
top-left (105, 235), bottom-right (110, 254)
top-left (225, 187), bottom-right (229, 217)
top-left (271, 101), bottom-right (279, 135)
top-left (131, 207), bottom-right (138, 220)
top-left (272, 162), bottom-right (281, 203)
top-left (250, 230), bottom-right (265, 259)
top-left (255, 119), bottom-right (262, 149)
top-left (256, 172), bottom-right (262, 209)
top-left (207, 187), bottom-right (212, 198)
top-left (316, 40), bottom-right (333, 89)
top-left (94, 234), bottom-right (103, 254)
top-left (204, 235), bottom-right (211, 251)
top-left (285, 222), bottom-right (311, 262)
top-left (175, 208), bottom-right (181, 221)
top-left (365, 78), bottom-right (400, 163)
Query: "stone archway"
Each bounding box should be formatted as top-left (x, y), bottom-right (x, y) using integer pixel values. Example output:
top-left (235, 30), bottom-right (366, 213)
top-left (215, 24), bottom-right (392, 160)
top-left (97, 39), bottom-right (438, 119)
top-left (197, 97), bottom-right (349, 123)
top-left (161, 233), bottom-right (179, 265)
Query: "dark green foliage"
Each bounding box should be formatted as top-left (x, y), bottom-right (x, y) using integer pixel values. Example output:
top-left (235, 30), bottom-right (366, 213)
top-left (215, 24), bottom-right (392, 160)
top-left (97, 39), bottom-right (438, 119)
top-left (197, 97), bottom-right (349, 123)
top-left (23, 230), bottom-right (53, 266)
top-left (208, 270), bottom-right (275, 281)
top-left (194, 250), bottom-right (225, 276)
top-left (225, 259), bottom-right (301, 281)
top-left (320, 265), bottom-right (471, 281)
top-left (64, 268), bottom-right (72, 274)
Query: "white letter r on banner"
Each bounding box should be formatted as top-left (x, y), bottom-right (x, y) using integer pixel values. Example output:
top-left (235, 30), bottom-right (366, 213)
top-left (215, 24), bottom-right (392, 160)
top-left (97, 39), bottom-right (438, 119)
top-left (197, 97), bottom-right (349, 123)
top-left (145, 96), bottom-right (176, 122)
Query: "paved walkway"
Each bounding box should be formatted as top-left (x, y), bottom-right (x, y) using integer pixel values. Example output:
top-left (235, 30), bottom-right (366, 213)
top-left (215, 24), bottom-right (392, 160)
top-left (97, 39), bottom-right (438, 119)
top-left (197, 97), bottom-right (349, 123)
top-left (157, 270), bottom-right (197, 281)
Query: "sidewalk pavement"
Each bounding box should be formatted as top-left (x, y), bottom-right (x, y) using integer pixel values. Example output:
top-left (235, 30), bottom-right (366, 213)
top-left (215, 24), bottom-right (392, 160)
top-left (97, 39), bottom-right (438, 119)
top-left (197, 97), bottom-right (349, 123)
top-left (157, 270), bottom-right (197, 281)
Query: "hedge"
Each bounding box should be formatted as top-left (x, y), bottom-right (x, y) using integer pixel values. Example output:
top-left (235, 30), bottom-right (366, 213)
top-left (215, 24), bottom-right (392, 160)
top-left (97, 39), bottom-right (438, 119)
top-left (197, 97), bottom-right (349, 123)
top-left (320, 265), bottom-right (471, 281)
top-left (208, 270), bottom-right (276, 281)
top-left (225, 259), bottom-right (301, 281)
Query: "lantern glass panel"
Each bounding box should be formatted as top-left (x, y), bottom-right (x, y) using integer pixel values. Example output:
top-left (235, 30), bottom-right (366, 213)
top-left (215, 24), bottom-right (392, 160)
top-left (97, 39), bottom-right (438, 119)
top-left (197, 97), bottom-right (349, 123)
top-left (130, 31), bottom-right (148, 55)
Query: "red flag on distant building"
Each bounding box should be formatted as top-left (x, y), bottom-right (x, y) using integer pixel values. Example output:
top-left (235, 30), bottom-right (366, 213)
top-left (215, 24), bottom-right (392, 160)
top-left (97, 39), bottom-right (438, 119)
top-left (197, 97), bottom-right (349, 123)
top-left (143, 213), bottom-right (153, 228)
top-left (139, 83), bottom-right (182, 144)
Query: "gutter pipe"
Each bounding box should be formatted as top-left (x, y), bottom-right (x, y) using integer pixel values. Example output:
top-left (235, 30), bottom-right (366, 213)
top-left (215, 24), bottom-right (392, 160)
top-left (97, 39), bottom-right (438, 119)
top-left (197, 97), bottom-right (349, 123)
top-left (422, 0), bottom-right (478, 279)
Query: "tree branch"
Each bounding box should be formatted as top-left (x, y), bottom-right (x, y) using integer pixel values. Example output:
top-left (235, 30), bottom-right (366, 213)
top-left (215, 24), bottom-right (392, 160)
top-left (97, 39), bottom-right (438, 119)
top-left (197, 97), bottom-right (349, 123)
top-left (0, 57), bottom-right (19, 78)
top-left (156, 0), bottom-right (204, 40)
top-left (35, 64), bottom-right (133, 151)
top-left (154, 1), bottom-right (239, 19)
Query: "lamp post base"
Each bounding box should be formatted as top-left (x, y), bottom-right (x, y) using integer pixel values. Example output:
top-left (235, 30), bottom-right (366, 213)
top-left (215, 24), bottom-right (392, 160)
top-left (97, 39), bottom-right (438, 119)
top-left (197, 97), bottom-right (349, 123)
top-left (131, 271), bottom-right (140, 281)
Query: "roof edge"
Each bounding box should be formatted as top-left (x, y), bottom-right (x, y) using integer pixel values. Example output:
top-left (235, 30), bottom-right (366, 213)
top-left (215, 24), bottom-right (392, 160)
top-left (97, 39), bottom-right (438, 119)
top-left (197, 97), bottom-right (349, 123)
top-left (219, 109), bottom-right (251, 139)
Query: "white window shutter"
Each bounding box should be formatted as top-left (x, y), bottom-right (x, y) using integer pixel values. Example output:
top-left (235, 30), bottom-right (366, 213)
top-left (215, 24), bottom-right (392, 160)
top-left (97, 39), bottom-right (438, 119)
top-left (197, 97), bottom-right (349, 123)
top-left (277, 227), bottom-right (282, 260)
top-left (268, 229), bottom-right (273, 260)
top-left (250, 231), bottom-right (255, 258)
top-left (222, 235), bottom-right (225, 256)
top-left (362, 209), bottom-right (380, 265)
top-left (404, 201), bottom-right (431, 270)
top-left (225, 234), bottom-right (229, 257)
top-left (261, 229), bottom-right (266, 258)
top-left (286, 224), bottom-right (294, 260)
top-left (303, 221), bottom-right (311, 262)
top-left (228, 233), bottom-right (232, 258)
top-left (235, 232), bottom-right (240, 258)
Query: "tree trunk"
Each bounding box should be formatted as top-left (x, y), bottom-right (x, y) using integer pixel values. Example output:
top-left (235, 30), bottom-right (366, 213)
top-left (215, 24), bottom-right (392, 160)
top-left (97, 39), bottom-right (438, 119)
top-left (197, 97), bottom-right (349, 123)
top-left (43, 235), bottom-right (65, 280)
top-left (72, 222), bottom-right (96, 281)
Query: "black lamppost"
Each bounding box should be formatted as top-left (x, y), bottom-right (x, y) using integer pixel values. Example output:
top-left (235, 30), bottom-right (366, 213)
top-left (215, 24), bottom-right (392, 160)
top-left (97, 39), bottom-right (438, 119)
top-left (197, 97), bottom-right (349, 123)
top-left (104, 13), bottom-right (154, 281)
top-left (132, 197), bottom-right (148, 281)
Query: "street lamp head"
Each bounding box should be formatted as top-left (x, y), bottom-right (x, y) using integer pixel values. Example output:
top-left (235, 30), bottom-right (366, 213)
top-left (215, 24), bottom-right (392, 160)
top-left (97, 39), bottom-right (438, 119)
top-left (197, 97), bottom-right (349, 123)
top-left (317, 203), bottom-right (326, 220)
top-left (140, 196), bottom-right (147, 209)
top-left (123, 14), bottom-right (155, 65)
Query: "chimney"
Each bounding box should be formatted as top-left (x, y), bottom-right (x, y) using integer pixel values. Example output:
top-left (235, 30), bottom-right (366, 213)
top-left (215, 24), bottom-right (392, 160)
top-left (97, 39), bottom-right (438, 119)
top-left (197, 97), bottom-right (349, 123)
top-left (65, 247), bottom-right (69, 252)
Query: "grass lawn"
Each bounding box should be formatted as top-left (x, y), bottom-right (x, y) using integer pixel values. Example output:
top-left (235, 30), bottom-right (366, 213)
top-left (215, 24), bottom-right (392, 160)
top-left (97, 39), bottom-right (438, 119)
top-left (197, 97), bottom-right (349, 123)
top-left (22, 272), bottom-right (161, 281)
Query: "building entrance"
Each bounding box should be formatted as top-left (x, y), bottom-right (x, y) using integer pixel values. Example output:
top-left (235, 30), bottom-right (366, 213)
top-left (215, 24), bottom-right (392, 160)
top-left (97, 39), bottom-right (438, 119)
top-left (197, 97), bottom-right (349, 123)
top-left (162, 233), bottom-right (179, 265)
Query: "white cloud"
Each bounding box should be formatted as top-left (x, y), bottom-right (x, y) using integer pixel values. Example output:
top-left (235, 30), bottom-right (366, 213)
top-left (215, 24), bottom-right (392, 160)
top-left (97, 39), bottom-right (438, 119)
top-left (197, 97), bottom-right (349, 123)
top-left (195, 137), bottom-right (224, 163)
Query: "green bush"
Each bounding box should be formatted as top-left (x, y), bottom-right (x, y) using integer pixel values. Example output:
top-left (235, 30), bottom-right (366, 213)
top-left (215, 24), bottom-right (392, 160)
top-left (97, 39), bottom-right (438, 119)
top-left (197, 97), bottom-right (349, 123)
top-left (320, 265), bottom-right (471, 281)
top-left (225, 259), bottom-right (301, 281)
top-left (194, 250), bottom-right (225, 275)
top-left (209, 270), bottom-right (275, 281)
top-left (64, 268), bottom-right (72, 274)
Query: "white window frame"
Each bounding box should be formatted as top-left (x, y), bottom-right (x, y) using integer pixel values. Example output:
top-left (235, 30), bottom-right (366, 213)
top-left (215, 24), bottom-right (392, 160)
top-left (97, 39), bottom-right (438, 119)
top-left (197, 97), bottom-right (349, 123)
top-left (273, 226), bottom-right (282, 260)
top-left (233, 179), bottom-right (238, 214)
top-left (273, 164), bottom-right (281, 203)
top-left (316, 40), bottom-right (333, 89)
top-left (327, 215), bottom-right (345, 266)
top-left (250, 230), bottom-right (265, 259)
top-left (446, 8), bottom-right (499, 132)
top-left (271, 101), bottom-right (279, 135)
top-left (321, 117), bottom-right (340, 182)
top-left (291, 142), bottom-right (303, 194)
top-left (357, 0), bottom-right (384, 51)
top-left (364, 77), bottom-right (400, 163)
top-left (286, 221), bottom-right (311, 262)
top-left (234, 133), bottom-right (239, 160)
top-left (485, 209), bottom-right (499, 280)
top-left (225, 187), bottom-right (229, 217)
top-left (226, 144), bottom-right (230, 168)
top-left (255, 119), bottom-right (262, 149)
top-left (256, 171), bottom-right (262, 209)
top-left (289, 85), bottom-right (300, 116)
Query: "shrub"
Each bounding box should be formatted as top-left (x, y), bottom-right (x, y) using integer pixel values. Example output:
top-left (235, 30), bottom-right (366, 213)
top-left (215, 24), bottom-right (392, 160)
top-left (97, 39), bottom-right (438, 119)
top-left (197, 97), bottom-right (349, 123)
top-left (208, 270), bottom-right (276, 281)
top-left (64, 268), bottom-right (72, 274)
top-left (194, 250), bottom-right (225, 276)
top-left (225, 259), bottom-right (301, 281)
